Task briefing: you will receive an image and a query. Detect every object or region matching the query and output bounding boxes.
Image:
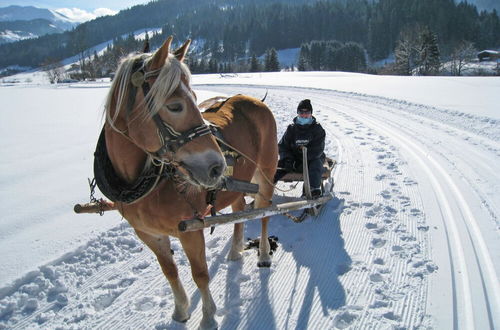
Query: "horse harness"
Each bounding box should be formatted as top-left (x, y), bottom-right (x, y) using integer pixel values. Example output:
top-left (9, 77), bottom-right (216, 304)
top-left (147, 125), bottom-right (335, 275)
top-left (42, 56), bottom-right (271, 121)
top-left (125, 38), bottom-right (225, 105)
top-left (92, 58), bottom-right (255, 222)
top-left (129, 59), bottom-right (212, 158)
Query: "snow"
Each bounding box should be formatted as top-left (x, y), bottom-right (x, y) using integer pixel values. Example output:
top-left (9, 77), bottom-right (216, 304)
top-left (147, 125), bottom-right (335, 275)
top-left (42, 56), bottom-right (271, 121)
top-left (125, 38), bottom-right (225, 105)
top-left (194, 71), bottom-right (500, 119)
top-left (0, 71), bottom-right (499, 329)
top-left (133, 28), bottom-right (162, 41)
top-left (0, 29), bottom-right (36, 43)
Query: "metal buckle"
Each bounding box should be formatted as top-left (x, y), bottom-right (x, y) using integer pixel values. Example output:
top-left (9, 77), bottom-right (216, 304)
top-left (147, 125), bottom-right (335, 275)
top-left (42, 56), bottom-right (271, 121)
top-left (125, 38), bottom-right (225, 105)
top-left (131, 71), bottom-right (145, 87)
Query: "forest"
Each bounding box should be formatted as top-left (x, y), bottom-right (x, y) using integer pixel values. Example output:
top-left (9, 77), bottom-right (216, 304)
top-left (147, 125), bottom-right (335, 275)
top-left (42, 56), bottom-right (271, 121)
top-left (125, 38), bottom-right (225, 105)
top-left (0, 0), bottom-right (498, 75)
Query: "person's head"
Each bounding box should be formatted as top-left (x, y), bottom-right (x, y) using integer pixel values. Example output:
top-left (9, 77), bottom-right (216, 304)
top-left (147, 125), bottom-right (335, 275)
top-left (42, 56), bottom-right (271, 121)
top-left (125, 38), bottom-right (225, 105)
top-left (297, 99), bottom-right (312, 116)
top-left (296, 99), bottom-right (313, 125)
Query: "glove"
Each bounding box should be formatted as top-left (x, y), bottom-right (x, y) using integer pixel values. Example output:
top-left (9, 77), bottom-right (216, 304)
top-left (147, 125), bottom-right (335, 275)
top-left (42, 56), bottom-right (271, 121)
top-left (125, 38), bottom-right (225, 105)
top-left (283, 159), bottom-right (294, 172)
top-left (294, 161), bottom-right (303, 173)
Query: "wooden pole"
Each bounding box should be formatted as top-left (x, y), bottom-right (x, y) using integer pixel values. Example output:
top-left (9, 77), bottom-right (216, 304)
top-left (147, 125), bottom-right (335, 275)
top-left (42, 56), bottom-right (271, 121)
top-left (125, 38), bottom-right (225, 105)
top-left (74, 201), bottom-right (116, 214)
top-left (302, 146), bottom-right (312, 199)
top-left (178, 195), bottom-right (332, 232)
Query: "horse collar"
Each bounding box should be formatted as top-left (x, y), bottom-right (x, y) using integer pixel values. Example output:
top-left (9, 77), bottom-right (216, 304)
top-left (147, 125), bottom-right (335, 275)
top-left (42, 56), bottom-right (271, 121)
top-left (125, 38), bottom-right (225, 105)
top-left (93, 128), bottom-right (173, 204)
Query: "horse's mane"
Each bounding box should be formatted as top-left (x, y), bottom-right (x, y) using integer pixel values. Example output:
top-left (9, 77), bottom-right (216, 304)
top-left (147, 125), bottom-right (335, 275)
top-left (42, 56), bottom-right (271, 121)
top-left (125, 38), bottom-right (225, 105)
top-left (104, 51), bottom-right (192, 132)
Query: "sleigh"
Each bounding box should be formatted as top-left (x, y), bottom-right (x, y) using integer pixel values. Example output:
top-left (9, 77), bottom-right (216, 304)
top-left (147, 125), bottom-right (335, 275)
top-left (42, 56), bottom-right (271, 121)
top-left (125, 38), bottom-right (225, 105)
top-left (177, 147), bottom-right (335, 231)
top-left (75, 146), bottom-right (335, 230)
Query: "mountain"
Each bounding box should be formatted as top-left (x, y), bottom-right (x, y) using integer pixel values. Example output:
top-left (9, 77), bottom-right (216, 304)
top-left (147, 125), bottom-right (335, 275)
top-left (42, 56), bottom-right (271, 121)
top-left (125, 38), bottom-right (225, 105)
top-left (0, 5), bottom-right (77, 28)
top-left (0, 5), bottom-right (78, 44)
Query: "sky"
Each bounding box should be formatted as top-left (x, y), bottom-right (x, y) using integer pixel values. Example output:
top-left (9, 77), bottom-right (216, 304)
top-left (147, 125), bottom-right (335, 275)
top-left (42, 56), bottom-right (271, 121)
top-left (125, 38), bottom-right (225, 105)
top-left (0, 0), bottom-right (152, 21)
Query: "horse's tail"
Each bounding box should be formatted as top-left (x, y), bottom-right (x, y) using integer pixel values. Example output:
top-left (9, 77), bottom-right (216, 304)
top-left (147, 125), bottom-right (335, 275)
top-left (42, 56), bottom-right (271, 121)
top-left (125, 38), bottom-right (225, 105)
top-left (261, 90), bottom-right (268, 102)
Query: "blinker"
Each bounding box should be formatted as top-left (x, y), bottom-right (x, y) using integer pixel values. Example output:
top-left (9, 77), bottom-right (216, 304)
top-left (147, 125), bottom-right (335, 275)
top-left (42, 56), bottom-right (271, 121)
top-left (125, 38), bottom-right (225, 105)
top-left (131, 70), bottom-right (145, 87)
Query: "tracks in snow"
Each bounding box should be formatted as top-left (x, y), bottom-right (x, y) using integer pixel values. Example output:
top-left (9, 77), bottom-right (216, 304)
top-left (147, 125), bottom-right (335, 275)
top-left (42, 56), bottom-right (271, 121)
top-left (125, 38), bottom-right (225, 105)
top-left (201, 84), bottom-right (499, 328)
top-left (320, 93), bottom-right (499, 329)
top-left (1, 84), bottom-right (498, 329)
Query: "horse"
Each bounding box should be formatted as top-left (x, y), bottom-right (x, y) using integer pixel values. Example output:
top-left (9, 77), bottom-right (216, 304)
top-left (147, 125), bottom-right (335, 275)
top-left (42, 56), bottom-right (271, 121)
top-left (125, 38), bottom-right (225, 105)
top-left (100, 36), bottom-right (277, 329)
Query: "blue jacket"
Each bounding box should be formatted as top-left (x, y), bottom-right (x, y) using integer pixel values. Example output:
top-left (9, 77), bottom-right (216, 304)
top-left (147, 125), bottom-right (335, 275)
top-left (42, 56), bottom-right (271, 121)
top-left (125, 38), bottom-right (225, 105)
top-left (278, 116), bottom-right (325, 162)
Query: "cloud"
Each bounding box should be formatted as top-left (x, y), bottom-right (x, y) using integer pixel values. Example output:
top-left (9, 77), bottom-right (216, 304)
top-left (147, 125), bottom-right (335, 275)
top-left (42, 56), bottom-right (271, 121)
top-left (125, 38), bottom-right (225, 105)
top-left (54, 7), bottom-right (117, 23)
top-left (93, 8), bottom-right (117, 17)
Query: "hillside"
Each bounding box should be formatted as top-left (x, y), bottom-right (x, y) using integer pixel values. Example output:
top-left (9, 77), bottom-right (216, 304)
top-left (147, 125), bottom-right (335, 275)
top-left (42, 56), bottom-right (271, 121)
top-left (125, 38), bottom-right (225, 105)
top-left (0, 0), bottom-right (499, 73)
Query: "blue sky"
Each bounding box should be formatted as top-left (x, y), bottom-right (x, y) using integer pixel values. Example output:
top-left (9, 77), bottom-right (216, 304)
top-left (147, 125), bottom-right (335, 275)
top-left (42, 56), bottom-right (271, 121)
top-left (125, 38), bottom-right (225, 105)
top-left (0, 0), bottom-right (151, 12)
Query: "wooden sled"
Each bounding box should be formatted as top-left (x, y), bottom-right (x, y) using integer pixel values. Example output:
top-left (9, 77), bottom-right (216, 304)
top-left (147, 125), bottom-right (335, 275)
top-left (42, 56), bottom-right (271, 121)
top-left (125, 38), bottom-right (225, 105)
top-left (272, 148), bottom-right (335, 220)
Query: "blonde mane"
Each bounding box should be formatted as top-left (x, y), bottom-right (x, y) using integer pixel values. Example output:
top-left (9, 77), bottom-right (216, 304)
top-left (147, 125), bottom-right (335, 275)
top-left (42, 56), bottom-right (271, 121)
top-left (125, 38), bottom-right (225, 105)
top-left (104, 51), bottom-right (192, 132)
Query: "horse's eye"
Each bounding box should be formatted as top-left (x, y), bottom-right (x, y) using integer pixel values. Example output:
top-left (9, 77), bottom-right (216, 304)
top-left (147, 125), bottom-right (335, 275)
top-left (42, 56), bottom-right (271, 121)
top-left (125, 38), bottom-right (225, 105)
top-left (166, 103), bottom-right (183, 113)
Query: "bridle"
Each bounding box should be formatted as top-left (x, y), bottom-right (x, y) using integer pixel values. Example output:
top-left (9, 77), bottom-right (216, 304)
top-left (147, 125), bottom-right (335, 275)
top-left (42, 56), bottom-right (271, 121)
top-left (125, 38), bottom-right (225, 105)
top-left (129, 58), bottom-right (213, 160)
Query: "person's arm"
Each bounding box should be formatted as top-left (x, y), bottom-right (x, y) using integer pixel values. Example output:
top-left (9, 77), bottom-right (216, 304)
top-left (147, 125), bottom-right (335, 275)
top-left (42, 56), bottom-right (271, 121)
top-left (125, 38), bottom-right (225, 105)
top-left (278, 125), bottom-right (295, 160)
top-left (306, 124), bottom-right (325, 161)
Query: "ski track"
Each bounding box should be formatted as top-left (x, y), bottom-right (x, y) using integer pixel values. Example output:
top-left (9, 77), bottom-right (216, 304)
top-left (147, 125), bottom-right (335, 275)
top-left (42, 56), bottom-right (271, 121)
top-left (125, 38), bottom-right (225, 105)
top-left (1, 84), bottom-right (498, 329)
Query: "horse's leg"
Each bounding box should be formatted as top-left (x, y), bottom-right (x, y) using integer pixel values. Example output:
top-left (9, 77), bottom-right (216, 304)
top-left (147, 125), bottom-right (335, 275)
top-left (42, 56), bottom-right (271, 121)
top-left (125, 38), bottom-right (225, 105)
top-left (134, 230), bottom-right (190, 322)
top-left (179, 230), bottom-right (217, 330)
top-left (227, 195), bottom-right (245, 261)
top-left (253, 168), bottom-right (275, 268)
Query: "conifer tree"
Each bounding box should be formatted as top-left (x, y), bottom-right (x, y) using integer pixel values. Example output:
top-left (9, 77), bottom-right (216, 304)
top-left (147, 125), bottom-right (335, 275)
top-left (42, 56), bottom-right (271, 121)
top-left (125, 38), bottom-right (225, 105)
top-left (394, 26), bottom-right (420, 75)
top-left (250, 54), bottom-right (260, 72)
top-left (418, 28), bottom-right (440, 75)
top-left (298, 54), bottom-right (308, 71)
top-left (264, 48), bottom-right (280, 72)
top-left (209, 58), bottom-right (218, 73)
top-left (298, 44), bottom-right (311, 71)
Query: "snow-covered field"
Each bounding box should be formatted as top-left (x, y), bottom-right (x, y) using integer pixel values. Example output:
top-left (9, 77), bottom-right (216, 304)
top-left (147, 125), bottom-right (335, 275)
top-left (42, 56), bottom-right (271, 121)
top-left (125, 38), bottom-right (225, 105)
top-left (0, 72), bottom-right (499, 329)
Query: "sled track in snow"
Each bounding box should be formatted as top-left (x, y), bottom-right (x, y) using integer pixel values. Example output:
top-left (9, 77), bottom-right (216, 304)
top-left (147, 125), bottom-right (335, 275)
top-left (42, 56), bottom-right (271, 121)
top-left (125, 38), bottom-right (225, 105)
top-left (326, 96), bottom-right (499, 329)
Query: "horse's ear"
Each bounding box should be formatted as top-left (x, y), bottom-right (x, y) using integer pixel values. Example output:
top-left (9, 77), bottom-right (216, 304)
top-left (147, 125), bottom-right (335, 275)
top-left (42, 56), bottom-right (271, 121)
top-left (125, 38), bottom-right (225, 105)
top-left (174, 39), bottom-right (191, 62)
top-left (142, 39), bottom-right (150, 53)
top-left (150, 35), bottom-right (173, 70)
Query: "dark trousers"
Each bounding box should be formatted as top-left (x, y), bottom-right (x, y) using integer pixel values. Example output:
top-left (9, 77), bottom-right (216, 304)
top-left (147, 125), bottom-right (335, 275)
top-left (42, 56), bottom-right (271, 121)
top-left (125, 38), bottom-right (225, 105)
top-left (274, 157), bottom-right (324, 190)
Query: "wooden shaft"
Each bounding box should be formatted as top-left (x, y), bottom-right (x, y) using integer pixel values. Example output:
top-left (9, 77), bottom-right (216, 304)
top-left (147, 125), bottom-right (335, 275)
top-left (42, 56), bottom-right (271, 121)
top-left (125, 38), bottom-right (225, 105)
top-left (74, 201), bottom-right (117, 214)
top-left (302, 146), bottom-right (312, 199)
top-left (178, 195), bottom-right (332, 232)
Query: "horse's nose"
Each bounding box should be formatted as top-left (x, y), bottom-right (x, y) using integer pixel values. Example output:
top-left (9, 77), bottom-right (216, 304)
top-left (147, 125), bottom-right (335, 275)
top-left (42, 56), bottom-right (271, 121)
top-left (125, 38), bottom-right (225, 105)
top-left (208, 160), bottom-right (224, 180)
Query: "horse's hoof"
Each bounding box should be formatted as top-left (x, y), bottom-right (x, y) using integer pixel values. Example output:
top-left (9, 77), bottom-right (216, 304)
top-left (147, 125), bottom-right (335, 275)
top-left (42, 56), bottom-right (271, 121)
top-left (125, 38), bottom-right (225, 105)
top-left (227, 250), bottom-right (243, 261)
top-left (257, 260), bottom-right (271, 268)
top-left (172, 311), bottom-right (190, 323)
top-left (199, 318), bottom-right (218, 329)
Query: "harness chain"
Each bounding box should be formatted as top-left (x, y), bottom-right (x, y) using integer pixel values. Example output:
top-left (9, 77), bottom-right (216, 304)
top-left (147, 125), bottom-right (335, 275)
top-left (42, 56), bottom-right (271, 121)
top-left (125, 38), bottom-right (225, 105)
top-left (88, 178), bottom-right (106, 216)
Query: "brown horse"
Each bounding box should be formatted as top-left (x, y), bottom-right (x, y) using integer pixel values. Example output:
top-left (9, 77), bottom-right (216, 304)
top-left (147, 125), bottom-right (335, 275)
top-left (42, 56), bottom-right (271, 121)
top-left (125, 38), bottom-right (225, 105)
top-left (102, 36), bottom-right (277, 329)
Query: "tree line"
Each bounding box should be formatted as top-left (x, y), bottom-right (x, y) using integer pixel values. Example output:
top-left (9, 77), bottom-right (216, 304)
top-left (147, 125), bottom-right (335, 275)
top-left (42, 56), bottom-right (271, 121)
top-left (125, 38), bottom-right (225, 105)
top-left (298, 40), bottom-right (367, 72)
top-left (1, 0), bottom-right (499, 75)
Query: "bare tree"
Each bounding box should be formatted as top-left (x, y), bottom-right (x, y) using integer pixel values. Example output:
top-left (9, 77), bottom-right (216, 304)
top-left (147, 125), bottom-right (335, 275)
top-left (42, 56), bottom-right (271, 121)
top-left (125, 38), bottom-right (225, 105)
top-left (42, 58), bottom-right (65, 84)
top-left (450, 41), bottom-right (477, 76)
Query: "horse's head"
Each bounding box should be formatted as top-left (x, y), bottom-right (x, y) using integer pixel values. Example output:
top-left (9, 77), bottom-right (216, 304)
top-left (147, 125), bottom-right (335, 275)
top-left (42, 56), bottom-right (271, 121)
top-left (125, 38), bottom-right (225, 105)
top-left (105, 36), bottom-right (225, 188)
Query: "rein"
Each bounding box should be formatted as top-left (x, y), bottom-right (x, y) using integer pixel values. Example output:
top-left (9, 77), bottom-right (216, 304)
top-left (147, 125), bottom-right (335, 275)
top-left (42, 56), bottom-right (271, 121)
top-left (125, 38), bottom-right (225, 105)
top-left (212, 135), bottom-right (294, 194)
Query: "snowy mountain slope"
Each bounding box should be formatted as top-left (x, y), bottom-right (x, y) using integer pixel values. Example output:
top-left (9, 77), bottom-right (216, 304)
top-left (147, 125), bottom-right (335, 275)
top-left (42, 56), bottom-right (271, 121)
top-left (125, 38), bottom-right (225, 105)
top-left (0, 74), bottom-right (499, 329)
top-left (0, 5), bottom-right (77, 44)
top-left (0, 5), bottom-right (73, 24)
